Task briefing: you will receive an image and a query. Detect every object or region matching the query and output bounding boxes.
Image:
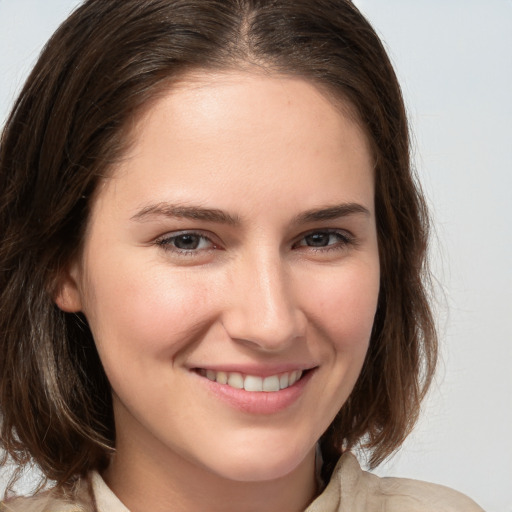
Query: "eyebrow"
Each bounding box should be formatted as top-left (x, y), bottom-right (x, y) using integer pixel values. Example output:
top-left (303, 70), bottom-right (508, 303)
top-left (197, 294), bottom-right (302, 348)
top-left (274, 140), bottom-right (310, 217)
top-left (130, 201), bottom-right (370, 225)
top-left (292, 203), bottom-right (371, 224)
top-left (131, 203), bottom-right (241, 225)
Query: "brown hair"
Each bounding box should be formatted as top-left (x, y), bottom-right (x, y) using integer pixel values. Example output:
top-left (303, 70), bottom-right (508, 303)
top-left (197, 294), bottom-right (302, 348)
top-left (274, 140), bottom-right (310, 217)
top-left (0, 0), bottom-right (436, 489)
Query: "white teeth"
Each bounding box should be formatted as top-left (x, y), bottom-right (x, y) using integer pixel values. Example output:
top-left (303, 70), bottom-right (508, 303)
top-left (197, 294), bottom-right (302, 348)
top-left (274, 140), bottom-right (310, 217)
top-left (244, 375), bottom-right (263, 392)
top-left (262, 375), bottom-right (280, 392)
top-left (227, 372), bottom-right (244, 389)
top-left (201, 369), bottom-right (305, 392)
top-left (289, 370), bottom-right (302, 386)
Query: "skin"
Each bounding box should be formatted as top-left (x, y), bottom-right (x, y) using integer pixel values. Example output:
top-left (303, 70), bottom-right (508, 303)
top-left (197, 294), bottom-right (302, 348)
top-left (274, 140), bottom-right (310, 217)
top-left (56, 70), bottom-right (380, 512)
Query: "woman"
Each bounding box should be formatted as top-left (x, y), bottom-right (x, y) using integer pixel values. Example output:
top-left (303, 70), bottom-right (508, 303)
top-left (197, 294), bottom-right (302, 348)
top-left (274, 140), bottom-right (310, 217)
top-left (0, 1), bottom-right (484, 511)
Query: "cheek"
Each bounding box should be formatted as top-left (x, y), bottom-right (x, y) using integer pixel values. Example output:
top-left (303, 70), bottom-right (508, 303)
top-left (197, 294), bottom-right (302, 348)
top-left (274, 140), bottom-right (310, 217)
top-left (295, 259), bottom-right (379, 432)
top-left (305, 261), bottom-right (380, 354)
top-left (80, 259), bottom-right (215, 363)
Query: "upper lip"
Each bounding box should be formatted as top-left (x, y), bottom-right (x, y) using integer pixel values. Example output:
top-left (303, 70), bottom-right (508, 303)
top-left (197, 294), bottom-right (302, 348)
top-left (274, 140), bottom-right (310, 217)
top-left (190, 364), bottom-right (317, 377)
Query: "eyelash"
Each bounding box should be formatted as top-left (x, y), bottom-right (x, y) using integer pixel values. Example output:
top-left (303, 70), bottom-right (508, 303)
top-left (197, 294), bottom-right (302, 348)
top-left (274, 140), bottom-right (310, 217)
top-left (155, 229), bottom-right (354, 256)
top-left (292, 229), bottom-right (354, 252)
top-left (155, 231), bottom-right (217, 255)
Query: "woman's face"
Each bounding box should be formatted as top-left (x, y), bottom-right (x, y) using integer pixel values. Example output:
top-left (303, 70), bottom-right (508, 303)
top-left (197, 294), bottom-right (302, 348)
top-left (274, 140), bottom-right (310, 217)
top-left (59, 71), bottom-right (380, 483)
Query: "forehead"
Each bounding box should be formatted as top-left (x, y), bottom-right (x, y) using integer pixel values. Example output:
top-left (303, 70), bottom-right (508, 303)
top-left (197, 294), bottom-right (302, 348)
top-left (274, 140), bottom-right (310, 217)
top-left (122, 69), bottom-right (369, 155)
top-left (94, 70), bottom-right (374, 220)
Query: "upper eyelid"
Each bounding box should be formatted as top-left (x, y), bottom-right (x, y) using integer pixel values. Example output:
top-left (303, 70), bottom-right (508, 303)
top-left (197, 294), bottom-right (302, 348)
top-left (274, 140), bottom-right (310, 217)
top-left (153, 227), bottom-right (355, 249)
top-left (294, 227), bottom-right (354, 241)
top-left (155, 229), bottom-right (215, 241)
top-left (291, 229), bottom-right (357, 253)
top-left (155, 230), bottom-right (219, 249)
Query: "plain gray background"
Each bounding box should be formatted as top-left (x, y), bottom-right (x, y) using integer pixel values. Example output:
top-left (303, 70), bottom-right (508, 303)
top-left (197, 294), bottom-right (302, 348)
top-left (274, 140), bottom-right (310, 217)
top-left (0, 1), bottom-right (511, 511)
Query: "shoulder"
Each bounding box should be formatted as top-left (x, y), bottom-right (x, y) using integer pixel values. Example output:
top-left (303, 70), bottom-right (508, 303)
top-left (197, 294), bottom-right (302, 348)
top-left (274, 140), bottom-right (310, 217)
top-left (0, 479), bottom-right (93, 512)
top-left (307, 452), bottom-right (485, 512)
top-left (371, 473), bottom-right (485, 512)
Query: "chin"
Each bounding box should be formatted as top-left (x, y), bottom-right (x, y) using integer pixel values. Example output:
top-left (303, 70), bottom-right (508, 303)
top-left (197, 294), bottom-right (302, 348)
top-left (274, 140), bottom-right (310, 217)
top-left (203, 443), bottom-right (314, 483)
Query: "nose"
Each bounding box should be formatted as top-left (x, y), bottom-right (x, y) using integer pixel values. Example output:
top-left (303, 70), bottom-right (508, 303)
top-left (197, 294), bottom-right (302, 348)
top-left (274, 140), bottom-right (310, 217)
top-left (222, 248), bottom-right (306, 352)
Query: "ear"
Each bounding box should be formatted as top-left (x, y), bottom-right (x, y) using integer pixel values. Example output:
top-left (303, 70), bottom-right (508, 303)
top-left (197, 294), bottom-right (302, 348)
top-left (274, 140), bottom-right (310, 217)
top-left (53, 263), bottom-right (83, 313)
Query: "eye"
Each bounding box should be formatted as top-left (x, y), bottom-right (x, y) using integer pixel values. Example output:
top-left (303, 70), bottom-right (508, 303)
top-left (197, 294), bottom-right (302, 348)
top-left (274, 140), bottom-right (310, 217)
top-left (293, 230), bottom-right (352, 250)
top-left (156, 232), bottom-right (216, 252)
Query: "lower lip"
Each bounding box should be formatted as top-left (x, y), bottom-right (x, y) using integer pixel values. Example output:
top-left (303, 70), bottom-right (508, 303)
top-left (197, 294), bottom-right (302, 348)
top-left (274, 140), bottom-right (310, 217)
top-left (195, 370), bottom-right (314, 415)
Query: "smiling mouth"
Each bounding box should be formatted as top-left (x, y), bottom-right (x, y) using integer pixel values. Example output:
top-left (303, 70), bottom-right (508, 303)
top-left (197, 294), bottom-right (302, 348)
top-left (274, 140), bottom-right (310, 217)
top-left (196, 369), bottom-right (306, 392)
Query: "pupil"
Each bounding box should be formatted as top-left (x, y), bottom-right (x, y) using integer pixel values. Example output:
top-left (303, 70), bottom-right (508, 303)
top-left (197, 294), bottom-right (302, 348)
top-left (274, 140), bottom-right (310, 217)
top-left (175, 235), bottom-right (199, 250)
top-left (306, 233), bottom-right (329, 247)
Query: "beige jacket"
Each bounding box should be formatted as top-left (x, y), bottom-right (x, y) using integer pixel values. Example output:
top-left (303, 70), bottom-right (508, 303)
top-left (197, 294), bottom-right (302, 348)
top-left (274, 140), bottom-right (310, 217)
top-left (1, 453), bottom-right (485, 512)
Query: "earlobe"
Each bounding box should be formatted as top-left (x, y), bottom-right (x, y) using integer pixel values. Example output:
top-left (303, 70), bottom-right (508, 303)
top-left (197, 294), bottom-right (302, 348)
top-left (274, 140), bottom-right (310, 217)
top-left (53, 265), bottom-right (83, 313)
